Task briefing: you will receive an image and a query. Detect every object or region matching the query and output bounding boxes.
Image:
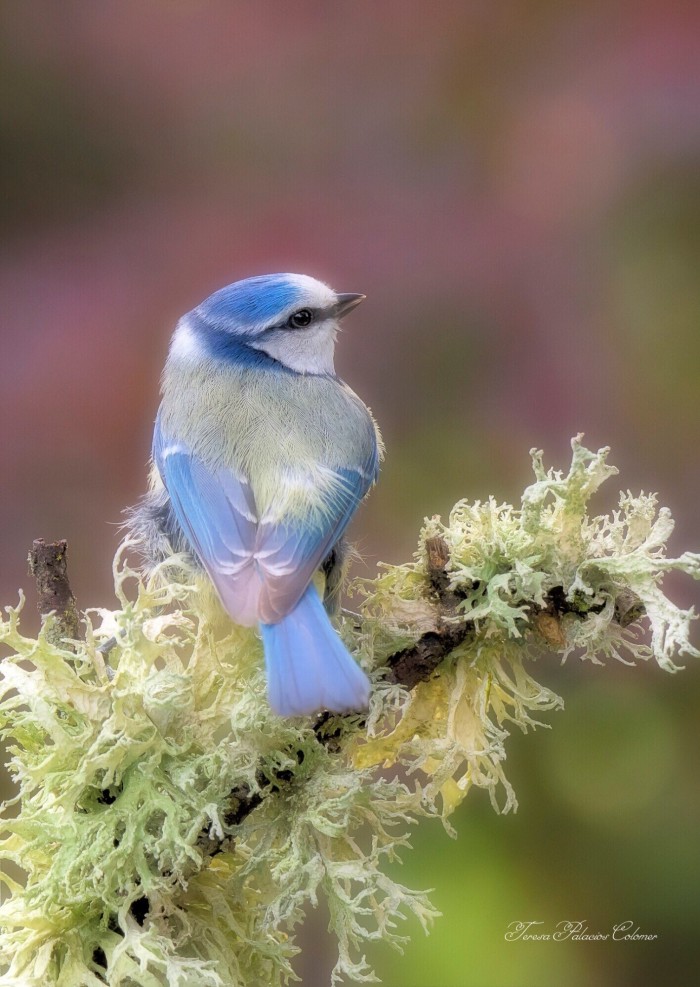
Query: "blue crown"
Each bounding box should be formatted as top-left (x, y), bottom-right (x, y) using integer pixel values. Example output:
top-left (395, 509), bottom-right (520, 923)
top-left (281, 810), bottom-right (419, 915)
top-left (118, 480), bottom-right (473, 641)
top-left (195, 274), bottom-right (304, 331)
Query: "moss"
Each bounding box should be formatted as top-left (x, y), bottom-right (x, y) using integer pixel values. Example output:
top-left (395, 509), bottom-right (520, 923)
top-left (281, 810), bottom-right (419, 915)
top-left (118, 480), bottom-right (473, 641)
top-left (0, 438), bottom-right (697, 985)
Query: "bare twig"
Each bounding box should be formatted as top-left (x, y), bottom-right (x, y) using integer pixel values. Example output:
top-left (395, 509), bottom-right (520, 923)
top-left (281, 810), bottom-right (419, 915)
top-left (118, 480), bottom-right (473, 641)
top-left (424, 534), bottom-right (464, 612)
top-left (385, 534), bottom-right (472, 687)
top-left (386, 623), bottom-right (472, 689)
top-left (614, 588), bottom-right (647, 628)
top-left (27, 539), bottom-right (80, 648)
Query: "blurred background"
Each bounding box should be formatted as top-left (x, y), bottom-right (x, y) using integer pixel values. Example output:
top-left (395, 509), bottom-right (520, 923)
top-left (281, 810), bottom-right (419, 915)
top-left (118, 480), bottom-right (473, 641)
top-left (1, 2), bottom-right (699, 984)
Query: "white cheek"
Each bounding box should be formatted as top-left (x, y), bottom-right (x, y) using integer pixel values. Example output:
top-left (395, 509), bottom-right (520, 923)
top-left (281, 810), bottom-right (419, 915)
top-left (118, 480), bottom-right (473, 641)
top-left (253, 322), bottom-right (338, 375)
top-left (168, 318), bottom-right (204, 363)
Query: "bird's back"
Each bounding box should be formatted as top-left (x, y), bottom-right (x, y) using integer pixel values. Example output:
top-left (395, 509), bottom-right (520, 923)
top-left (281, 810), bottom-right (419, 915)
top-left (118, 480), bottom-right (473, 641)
top-left (159, 352), bottom-right (380, 521)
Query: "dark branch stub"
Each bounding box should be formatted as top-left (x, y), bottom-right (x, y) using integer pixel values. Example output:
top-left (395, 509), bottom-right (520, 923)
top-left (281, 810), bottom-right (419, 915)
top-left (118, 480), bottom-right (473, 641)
top-left (27, 539), bottom-right (80, 648)
top-left (425, 534), bottom-right (465, 612)
top-left (385, 533), bottom-right (472, 689)
top-left (532, 584), bottom-right (647, 648)
top-left (386, 624), bottom-right (471, 690)
top-left (614, 588), bottom-right (647, 628)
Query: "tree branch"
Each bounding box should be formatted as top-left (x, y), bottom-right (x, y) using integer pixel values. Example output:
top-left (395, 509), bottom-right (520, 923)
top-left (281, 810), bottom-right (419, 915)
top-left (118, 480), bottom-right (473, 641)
top-left (28, 533), bottom-right (647, 846)
top-left (27, 538), bottom-right (80, 648)
top-left (213, 535), bottom-right (648, 834)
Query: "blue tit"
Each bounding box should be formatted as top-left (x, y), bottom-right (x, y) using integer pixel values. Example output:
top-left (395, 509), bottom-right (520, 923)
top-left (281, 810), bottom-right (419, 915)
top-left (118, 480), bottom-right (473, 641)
top-left (130, 273), bottom-right (383, 717)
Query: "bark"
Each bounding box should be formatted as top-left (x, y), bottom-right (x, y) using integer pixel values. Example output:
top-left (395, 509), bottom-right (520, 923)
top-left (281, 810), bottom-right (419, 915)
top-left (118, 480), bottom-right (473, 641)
top-left (27, 539), bottom-right (80, 648)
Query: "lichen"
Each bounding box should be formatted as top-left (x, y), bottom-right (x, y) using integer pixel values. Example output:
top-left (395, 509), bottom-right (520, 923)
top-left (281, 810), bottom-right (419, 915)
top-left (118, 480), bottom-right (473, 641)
top-left (1, 438), bottom-right (698, 985)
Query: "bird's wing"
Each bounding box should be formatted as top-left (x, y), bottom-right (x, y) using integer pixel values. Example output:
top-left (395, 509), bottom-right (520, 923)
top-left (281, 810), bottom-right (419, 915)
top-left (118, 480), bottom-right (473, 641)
top-left (253, 447), bottom-right (378, 623)
top-left (153, 415), bottom-right (378, 625)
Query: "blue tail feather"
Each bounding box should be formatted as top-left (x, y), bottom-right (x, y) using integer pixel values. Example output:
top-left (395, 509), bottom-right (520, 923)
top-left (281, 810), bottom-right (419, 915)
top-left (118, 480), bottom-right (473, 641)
top-left (260, 584), bottom-right (370, 716)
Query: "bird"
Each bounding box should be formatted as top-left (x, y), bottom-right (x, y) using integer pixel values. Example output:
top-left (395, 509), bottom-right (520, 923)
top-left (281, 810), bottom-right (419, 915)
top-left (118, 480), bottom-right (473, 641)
top-left (129, 273), bottom-right (383, 717)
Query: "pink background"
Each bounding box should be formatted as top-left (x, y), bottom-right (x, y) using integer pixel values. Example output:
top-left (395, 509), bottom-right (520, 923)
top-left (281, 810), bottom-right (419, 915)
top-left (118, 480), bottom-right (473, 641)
top-left (1, 4), bottom-right (699, 985)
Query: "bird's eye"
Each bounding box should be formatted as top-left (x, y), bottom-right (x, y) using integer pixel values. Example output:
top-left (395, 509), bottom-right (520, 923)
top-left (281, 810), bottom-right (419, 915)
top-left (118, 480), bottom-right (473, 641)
top-left (287, 308), bottom-right (313, 329)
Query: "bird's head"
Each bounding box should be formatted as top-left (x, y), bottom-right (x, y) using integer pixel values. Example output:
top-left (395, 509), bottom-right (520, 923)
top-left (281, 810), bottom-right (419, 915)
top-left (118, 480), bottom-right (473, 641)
top-left (171, 273), bottom-right (365, 375)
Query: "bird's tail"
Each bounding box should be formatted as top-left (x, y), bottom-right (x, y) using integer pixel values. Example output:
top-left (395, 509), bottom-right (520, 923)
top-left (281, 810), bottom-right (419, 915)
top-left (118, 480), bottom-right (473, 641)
top-left (260, 584), bottom-right (371, 716)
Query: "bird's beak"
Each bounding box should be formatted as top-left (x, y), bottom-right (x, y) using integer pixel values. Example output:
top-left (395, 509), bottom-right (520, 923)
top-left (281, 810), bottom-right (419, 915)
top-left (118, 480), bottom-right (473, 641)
top-left (334, 293), bottom-right (366, 319)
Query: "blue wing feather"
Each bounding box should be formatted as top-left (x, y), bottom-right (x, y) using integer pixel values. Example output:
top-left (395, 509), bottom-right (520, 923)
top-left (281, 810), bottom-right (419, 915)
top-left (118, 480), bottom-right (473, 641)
top-left (153, 414), bottom-right (378, 626)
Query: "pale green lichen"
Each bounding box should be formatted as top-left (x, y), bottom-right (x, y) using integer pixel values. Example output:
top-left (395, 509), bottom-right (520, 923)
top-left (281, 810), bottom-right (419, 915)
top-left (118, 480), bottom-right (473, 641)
top-left (1, 438), bottom-right (698, 985)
